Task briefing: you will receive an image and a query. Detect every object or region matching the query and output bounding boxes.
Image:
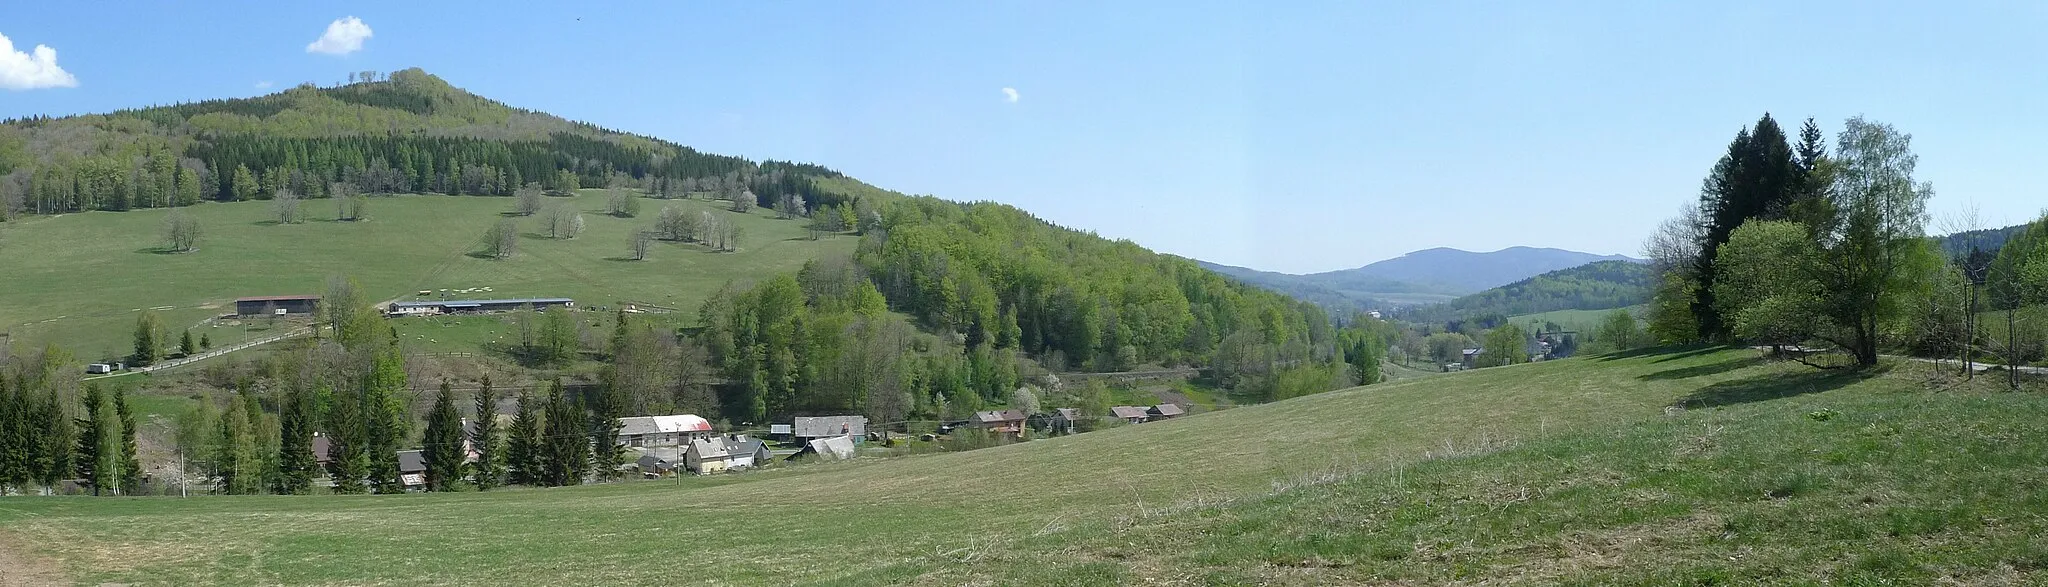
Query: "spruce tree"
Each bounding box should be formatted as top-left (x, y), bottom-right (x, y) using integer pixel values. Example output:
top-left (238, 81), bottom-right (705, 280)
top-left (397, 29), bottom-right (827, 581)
top-left (0, 375), bottom-right (28, 490)
top-left (273, 383), bottom-right (317, 494)
top-left (422, 381), bottom-right (464, 492)
top-left (1692, 113), bottom-right (1800, 340)
top-left (132, 312), bottom-right (164, 367)
top-left (470, 376), bottom-right (505, 490)
top-left (326, 385), bottom-right (368, 494)
top-left (180, 330), bottom-right (197, 357)
top-left (364, 346), bottom-right (407, 494)
top-left (200, 333), bottom-right (213, 350)
top-left (114, 388), bottom-right (141, 495)
top-left (36, 387), bottom-right (74, 495)
top-left (540, 380), bottom-right (588, 486)
top-left (75, 384), bottom-right (110, 495)
top-left (505, 390), bottom-right (540, 486)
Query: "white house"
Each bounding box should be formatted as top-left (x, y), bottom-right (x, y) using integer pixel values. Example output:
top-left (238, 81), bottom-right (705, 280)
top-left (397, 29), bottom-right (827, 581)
top-left (684, 435), bottom-right (771, 474)
top-left (616, 414), bottom-right (715, 448)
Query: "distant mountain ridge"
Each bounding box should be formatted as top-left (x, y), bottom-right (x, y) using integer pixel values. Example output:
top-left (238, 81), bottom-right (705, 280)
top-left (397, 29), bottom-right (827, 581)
top-left (1198, 246), bottom-right (1644, 313)
top-left (1312, 247), bottom-right (1643, 295)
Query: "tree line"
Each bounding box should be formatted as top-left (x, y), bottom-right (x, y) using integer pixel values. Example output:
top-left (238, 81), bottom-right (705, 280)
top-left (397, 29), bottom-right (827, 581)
top-left (1644, 113), bottom-right (2048, 372)
top-left (0, 68), bottom-right (850, 221)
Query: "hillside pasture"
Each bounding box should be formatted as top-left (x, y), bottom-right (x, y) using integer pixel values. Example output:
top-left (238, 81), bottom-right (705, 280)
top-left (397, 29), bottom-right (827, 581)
top-left (3, 349), bottom-right (2041, 585)
top-left (0, 191), bottom-right (853, 360)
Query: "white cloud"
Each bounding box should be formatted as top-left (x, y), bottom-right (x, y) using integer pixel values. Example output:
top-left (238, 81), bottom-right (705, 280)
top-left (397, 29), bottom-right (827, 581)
top-left (305, 17), bottom-right (373, 55)
top-left (1001, 87), bottom-right (1019, 103)
top-left (0, 32), bottom-right (78, 90)
top-left (254, 80), bottom-right (274, 89)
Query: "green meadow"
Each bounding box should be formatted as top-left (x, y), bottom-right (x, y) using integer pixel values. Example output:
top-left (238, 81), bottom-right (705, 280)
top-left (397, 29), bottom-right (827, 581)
top-left (0, 191), bottom-right (853, 360)
top-left (3, 347), bottom-right (2042, 585)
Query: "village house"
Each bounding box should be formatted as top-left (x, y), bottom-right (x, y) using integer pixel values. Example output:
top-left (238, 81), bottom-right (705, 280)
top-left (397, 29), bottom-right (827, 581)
top-left (616, 414), bottom-right (715, 448)
top-left (235, 295), bottom-right (321, 316)
top-left (684, 435), bottom-right (772, 474)
top-left (970, 409), bottom-right (1028, 437)
top-left (787, 435), bottom-right (857, 462)
top-left (1050, 408), bottom-right (1083, 435)
top-left (791, 415), bottom-right (867, 444)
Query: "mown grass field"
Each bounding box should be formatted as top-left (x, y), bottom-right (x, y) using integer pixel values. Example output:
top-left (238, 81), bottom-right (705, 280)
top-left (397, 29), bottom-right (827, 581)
top-left (1508, 304), bottom-right (1645, 335)
top-left (3, 347), bottom-right (2042, 585)
top-left (0, 191), bottom-right (853, 360)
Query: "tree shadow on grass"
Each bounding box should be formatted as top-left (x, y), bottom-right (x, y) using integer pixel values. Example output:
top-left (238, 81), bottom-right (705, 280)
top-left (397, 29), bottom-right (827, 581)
top-left (1672, 365), bottom-right (1886, 409)
top-left (602, 256), bottom-right (643, 262)
top-left (463, 251), bottom-right (502, 260)
top-left (1592, 344), bottom-right (1725, 362)
top-left (1638, 355), bottom-right (1767, 381)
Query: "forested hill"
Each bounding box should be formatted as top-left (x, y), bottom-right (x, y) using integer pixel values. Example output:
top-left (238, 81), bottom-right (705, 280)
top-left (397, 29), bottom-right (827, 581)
top-left (0, 68), bottom-right (853, 217)
top-left (0, 69), bottom-right (1360, 422)
top-left (1399, 260), bottom-right (1653, 325)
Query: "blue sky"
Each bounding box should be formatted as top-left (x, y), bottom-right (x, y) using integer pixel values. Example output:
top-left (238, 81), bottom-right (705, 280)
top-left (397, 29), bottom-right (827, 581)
top-left (4, 2), bottom-right (2044, 273)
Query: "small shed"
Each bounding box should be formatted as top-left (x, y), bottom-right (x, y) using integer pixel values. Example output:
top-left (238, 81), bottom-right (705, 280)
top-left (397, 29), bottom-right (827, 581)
top-left (1110, 406), bottom-right (1152, 424)
top-left (396, 450), bottom-right (427, 490)
top-left (235, 295), bottom-right (321, 316)
top-left (1149, 404), bottom-right (1186, 420)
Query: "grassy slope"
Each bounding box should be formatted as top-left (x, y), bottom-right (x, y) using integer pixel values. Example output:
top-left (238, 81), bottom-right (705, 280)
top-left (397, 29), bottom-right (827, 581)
top-left (3, 348), bottom-right (2042, 585)
top-left (1508, 305), bottom-right (1646, 334)
top-left (0, 191), bottom-right (853, 360)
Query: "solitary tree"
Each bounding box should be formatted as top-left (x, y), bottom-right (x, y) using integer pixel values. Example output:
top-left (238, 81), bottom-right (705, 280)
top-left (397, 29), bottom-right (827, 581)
top-left (162, 211), bottom-right (201, 252)
top-left (131, 312), bottom-right (164, 367)
top-left (607, 190), bottom-right (641, 217)
top-left (629, 229), bottom-right (652, 261)
top-left (481, 218), bottom-right (519, 259)
top-left (546, 203), bottom-right (584, 239)
top-left (179, 329), bottom-right (197, 357)
top-left (331, 182), bottom-right (358, 220)
top-left (272, 189), bottom-right (302, 224)
top-left (514, 183), bottom-right (545, 216)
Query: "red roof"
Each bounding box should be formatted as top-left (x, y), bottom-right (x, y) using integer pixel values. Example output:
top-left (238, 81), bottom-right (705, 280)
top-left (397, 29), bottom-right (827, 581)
top-left (235, 295), bottom-right (321, 302)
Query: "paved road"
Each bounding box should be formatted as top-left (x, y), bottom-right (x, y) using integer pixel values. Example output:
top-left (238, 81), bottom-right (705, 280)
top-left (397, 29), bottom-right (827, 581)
top-left (1908, 356), bottom-right (2048, 376)
top-left (83, 326), bottom-right (311, 380)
